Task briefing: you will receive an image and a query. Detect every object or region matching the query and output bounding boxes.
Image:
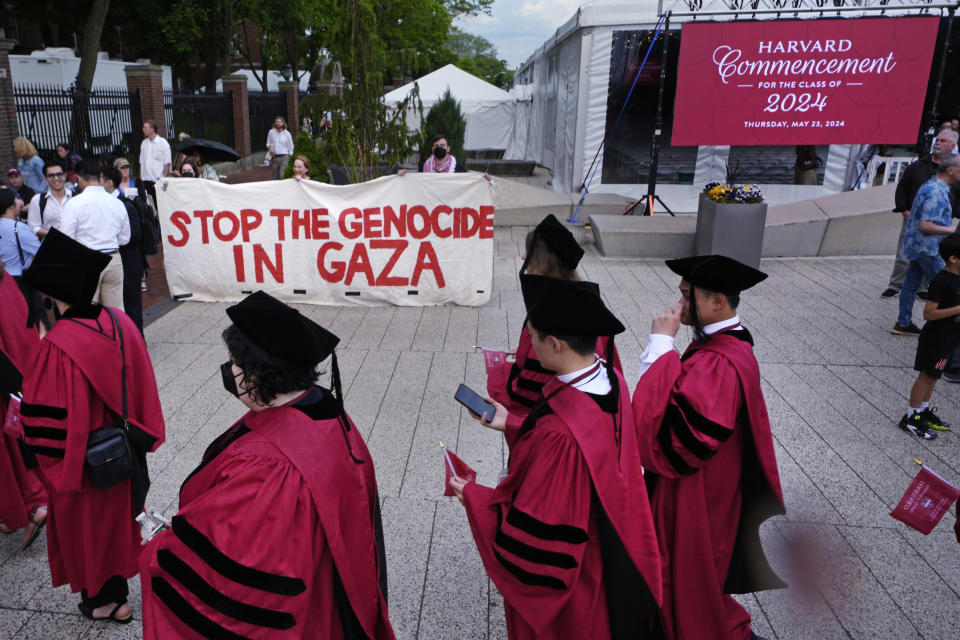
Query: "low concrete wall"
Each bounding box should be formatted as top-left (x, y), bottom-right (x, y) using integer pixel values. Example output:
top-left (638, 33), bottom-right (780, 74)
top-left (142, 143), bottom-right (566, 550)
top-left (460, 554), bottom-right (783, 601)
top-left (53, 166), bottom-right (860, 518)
top-left (589, 184), bottom-right (900, 259)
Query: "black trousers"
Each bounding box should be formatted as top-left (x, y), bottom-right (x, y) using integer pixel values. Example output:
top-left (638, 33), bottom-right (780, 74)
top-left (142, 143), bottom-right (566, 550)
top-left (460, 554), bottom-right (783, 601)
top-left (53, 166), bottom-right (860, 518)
top-left (81, 574), bottom-right (128, 608)
top-left (122, 267), bottom-right (144, 333)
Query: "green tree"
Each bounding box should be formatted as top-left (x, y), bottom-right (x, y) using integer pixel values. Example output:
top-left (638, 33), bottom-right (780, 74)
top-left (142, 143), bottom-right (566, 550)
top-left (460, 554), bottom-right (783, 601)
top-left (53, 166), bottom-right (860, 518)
top-left (444, 26), bottom-right (513, 89)
top-left (304, 0), bottom-right (421, 182)
top-left (378, 0), bottom-right (452, 82)
top-left (442, 0), bottom-right (493, 17)
top-left (419, 89), bottom-right (466, 168)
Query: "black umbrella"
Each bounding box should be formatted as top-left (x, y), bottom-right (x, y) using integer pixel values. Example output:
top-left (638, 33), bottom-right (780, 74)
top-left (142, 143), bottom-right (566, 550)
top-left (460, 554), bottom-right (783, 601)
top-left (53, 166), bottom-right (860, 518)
top-left (171, 138), bottom-right (240, 163)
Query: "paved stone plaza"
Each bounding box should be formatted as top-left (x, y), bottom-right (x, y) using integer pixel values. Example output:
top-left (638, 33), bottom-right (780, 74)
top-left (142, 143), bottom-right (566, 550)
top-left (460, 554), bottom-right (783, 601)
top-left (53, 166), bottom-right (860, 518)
top-left (2, 228), bottom-right (959, 639)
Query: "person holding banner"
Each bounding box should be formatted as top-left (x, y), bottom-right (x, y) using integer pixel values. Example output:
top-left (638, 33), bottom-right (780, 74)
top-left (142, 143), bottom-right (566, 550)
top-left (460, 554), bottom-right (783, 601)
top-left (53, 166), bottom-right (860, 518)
top-left (486, 214), bottom-right (621, 419)
top-left (19, 229), bottom-right (165, 624)
top-left (0, 265), bottom-right (47, 550)
top-left (450, 274), bottom-right (661, 640)
top-left (140, 291), bottom-right (395, 640)
top-left (632, 255), bottom-right (785, 640)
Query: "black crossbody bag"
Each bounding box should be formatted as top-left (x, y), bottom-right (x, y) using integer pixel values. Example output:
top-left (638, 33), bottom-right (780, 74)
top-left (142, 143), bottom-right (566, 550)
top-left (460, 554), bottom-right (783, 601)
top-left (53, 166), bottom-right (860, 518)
top-left (84, 308), bottom-right (135, 488)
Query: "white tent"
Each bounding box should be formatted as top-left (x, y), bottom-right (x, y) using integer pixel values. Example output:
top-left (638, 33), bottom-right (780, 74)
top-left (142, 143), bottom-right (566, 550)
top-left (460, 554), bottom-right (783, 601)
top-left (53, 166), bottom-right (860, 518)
top-left (384, 64), bottom-right (518, 153)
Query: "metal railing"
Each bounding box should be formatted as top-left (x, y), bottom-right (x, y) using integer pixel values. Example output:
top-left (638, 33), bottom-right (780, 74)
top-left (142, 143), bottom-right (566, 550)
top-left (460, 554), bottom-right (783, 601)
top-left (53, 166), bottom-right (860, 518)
top-left (164, 91), bottom-right (235, 147)
top-left (248, 92), bottom-right (288, 151)
top-left (13, 84), bottom-right (143, 162)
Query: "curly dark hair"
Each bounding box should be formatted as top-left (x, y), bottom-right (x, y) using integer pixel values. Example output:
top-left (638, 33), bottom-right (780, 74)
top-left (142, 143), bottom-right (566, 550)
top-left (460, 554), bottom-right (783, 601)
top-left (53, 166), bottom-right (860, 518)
top-left (222, 325), bottom-right (320, 405)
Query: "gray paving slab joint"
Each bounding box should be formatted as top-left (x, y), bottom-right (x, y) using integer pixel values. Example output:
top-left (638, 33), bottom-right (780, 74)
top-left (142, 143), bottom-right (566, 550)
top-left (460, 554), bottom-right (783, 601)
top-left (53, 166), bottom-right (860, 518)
top-left (1, 251), bottom-right (957, 640)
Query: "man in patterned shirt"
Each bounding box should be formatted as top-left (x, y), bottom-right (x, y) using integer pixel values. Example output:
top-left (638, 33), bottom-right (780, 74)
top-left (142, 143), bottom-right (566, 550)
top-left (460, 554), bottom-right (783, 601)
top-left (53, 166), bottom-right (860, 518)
top-left (894, 154), bottom-right (960, 335)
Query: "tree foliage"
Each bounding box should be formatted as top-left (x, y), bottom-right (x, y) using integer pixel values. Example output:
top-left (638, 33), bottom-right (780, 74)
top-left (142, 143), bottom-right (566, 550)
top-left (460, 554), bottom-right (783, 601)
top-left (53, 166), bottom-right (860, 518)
top-left (300, 0), bottom-right (422, 182)
top-left (444, 26), bottom-right (512, 89)
top-left (282, 130), bottom-right (327, 181)
top-left (419, 89), bottom-right (466, 168)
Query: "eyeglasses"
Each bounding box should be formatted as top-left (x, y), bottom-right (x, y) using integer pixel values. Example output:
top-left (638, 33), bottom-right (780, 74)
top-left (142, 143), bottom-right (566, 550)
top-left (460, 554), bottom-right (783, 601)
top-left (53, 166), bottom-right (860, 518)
top-left (45, 172), bottom-right (65, 179)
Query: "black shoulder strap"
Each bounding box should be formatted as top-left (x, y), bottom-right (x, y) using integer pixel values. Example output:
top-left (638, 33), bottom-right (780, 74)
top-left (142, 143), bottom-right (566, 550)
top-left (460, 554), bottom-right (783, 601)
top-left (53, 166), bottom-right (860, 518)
top-left (39, 193), bottom-right (47, 223)
top-left (13, 221), bottom-right (25, 265)
top-left (105, 308), bottom-right (128, 423)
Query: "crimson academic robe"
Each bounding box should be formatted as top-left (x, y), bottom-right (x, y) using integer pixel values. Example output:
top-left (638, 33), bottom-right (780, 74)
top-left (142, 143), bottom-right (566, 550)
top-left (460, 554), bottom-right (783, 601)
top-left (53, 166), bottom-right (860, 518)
top-left (465, 369), bottom-right (661, 640)
top-left (487, 326), bottom-right (622, 417)
top-left (632, 328), bottom-right (785, 640)
top-left (0, 268), bottom-right (45, 530)
top-left (20, 305), bottom-right (165, 594)
top-left (140, 387), bottom-right (395, 640)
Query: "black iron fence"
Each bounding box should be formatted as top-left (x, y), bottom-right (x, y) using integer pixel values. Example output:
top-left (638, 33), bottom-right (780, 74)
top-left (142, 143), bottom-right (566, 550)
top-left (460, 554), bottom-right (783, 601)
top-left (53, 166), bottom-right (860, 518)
top-left (248, 92), bottom-right (287, 151)
top-left (13, 84), bottom-right (143, 162)
top-left (164, 91), bottom-right (235, 148)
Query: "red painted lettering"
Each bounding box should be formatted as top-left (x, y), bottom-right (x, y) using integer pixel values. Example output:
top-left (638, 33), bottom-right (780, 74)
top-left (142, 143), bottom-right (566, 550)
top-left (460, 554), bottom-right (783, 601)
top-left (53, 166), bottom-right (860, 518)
top-left (384, 205), bottom-right (406, 237)
top-left (371, 239), bottom-right (409, 286)
top-left (363, 207), bottom-right (383, 238)
top-left (240, 209), bottom-right (263, 242)
top-left (252, 243), bottom-right (284, 283)
top-left (345, 244), bottom-right (375, 286)
top-left (479, 205), bottom-right (495, 239)
top-left (194, 210), bottom-right (213, 244)
top-left (459, 207), bottom-right (480, 238)
top-left (292, 209), bottom-right (310, 239)
top-left (407, 205), bottom-right (430, 240)
top-left (233, 245), bottom-right (245, 282)
top-left (430, 205), bottom-right (453, 238)
top-left (317, 242), bottom-right (345, 282)
top-left (411, 241), bottom-right (445, 287)
top-left (311, 208), bottom-right (329, 240)
top-left (339, 207), bottom-right (363, 239)
top-left (268, 209), bottom-right (289, 241)
top-left (213, 211), bottom-right (240, 242)
top-left (168, 211), bottom-right (190, 247)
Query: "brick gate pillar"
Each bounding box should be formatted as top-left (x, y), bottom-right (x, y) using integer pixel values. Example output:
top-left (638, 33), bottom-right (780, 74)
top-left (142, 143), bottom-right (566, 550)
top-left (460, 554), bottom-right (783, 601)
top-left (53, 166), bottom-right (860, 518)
top-left (124, 64), bottom-right (167, 138)
top-left (279, 81), bottom-right (299, 134)
top-left (222, 75), bottom-right (251, 157)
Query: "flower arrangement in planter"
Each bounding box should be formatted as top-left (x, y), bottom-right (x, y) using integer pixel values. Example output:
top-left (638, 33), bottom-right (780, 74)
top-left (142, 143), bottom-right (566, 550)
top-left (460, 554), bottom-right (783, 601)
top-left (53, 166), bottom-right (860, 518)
top-left (703, 182), bottom-right (765, 204)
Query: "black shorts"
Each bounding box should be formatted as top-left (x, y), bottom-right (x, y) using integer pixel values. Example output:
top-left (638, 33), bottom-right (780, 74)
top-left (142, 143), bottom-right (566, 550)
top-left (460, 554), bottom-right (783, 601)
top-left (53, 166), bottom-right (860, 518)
top-left (914, 332), bottom-right (957, 378)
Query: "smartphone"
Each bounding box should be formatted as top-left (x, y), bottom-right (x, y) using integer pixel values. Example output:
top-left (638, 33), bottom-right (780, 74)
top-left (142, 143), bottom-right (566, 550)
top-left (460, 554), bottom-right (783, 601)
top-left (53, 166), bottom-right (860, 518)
top-left (455, 384), bottom-right (496, 422)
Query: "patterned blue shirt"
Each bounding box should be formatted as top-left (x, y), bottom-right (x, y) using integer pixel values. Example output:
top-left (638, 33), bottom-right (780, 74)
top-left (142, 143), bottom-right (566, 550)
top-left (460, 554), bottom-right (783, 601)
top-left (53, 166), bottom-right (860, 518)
top-left (0, 217), bottom-right (41, 276)
top-left (902, 176), bottom-right (953, 261)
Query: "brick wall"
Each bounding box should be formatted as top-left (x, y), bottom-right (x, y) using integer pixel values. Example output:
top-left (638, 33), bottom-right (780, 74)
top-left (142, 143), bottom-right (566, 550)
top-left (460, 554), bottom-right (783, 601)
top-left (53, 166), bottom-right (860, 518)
top-left (0, 38), bottom-right (19, 170)
top-left (279, 81), bottom-right (299, 134)
top-left (124, 65), bottom-right (167, 139)
top-left (223, 75), bottom-right (251, 157)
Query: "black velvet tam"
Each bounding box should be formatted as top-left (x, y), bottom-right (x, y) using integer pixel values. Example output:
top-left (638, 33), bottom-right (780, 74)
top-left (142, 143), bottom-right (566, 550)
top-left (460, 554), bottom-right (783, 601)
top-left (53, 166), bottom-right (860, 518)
top-left (520, 274), bottom-right (625, 337)
top-left (665, 254), bottom-right (767, 293)
top-left (533, 214), bottom-right (584, 270)
top-left (226, 291), bottom-right (339, 366)
top-left (22, 228), bottom-right (110, 305)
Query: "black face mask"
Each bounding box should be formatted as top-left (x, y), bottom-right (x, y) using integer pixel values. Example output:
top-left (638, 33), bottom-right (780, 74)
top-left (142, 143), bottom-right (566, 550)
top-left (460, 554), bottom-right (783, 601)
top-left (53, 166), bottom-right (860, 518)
top-left (220, 361), bottom-right (250, 399)
top-left (432, 147), bottom-right (448, 160)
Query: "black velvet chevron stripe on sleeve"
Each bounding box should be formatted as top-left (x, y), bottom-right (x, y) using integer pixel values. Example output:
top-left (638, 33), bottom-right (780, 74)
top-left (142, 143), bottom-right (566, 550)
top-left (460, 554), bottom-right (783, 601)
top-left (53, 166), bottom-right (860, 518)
top-left (493, 550), bottom-right (567, 590)
top-left (171, 516), bottom-right (307, 596)
top-left (157, 550), bottom-right (297, 630)
top-left (505, 507), bottom-right (589, 544)
top-left (152, 577), bottom-right (253, 640)
top-left (19, 402), bottom-right (68, 420)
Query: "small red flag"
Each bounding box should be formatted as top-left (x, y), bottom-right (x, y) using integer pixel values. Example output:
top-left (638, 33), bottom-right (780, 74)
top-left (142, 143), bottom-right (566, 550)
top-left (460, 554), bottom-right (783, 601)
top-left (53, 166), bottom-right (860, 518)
top-left (3, 394), bottom-right (23, 438)
top-left (483, 349), bottom-right (506, 372)
top-left (442, 443), bottom-right (476, 497)
top-left (890, 465), bottom-right (960, 535)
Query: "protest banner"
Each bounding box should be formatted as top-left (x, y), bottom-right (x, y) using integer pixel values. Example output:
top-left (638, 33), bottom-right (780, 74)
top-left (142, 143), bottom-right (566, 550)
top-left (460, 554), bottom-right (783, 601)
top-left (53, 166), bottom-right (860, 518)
top-left (155, 173), bottom-right (495, 306)
top-left (671, 17), bottom-right (939, 145)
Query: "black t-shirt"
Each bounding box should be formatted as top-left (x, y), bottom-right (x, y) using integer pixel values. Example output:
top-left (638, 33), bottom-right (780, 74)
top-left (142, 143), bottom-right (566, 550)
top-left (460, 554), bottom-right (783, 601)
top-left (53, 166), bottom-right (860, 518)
top-left (921, 269), bottom-right (960, 346)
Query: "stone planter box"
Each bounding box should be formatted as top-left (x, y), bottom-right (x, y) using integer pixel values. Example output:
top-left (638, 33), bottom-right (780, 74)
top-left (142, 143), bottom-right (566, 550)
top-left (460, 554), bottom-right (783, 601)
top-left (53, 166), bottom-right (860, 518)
top-left (694, 199), bottom-right (768, 269)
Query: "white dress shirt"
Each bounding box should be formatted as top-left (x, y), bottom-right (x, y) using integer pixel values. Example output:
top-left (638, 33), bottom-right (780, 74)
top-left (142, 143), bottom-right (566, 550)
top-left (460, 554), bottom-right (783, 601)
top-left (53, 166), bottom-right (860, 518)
top-left (58, 185), bottom-right (131, 252)
top-left (638, 315), bottom-right (742, 380)
top-left (27, 190), bottom-right (71, 233)
top-left (140, 135), bottom-right (171, 181)
top-left (557, 358), bottom-right (612, 395)
top-left (266, 128), bottom-right (295, 155)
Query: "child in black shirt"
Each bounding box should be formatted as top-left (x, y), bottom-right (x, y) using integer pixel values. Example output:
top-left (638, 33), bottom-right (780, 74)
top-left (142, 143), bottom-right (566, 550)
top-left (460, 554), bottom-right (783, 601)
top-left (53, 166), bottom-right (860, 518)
top-left (901, 234), bottom-right (960, 439)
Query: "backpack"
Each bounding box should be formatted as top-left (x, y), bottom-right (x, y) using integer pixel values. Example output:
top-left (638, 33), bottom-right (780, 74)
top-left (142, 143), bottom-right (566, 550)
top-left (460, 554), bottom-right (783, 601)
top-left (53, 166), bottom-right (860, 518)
top-left (133, 181), bottom-right (161, 255)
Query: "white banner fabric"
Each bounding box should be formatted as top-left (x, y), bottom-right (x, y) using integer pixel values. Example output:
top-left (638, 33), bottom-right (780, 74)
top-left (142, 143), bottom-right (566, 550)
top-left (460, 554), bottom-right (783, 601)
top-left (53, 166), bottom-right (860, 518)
top-left (155, 173), bottom-right (495, 306)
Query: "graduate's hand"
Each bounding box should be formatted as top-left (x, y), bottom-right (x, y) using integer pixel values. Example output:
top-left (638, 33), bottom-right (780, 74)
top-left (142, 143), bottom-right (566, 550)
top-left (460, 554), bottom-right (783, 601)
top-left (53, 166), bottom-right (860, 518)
top-left (504, 347), bottom-right (517, 361)
top-left (652, 303), bottom-right (682, 338)
top-left (448, 476), bottom-right (467, 505)
top-left (472, 398), bottom-right (507, 432)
